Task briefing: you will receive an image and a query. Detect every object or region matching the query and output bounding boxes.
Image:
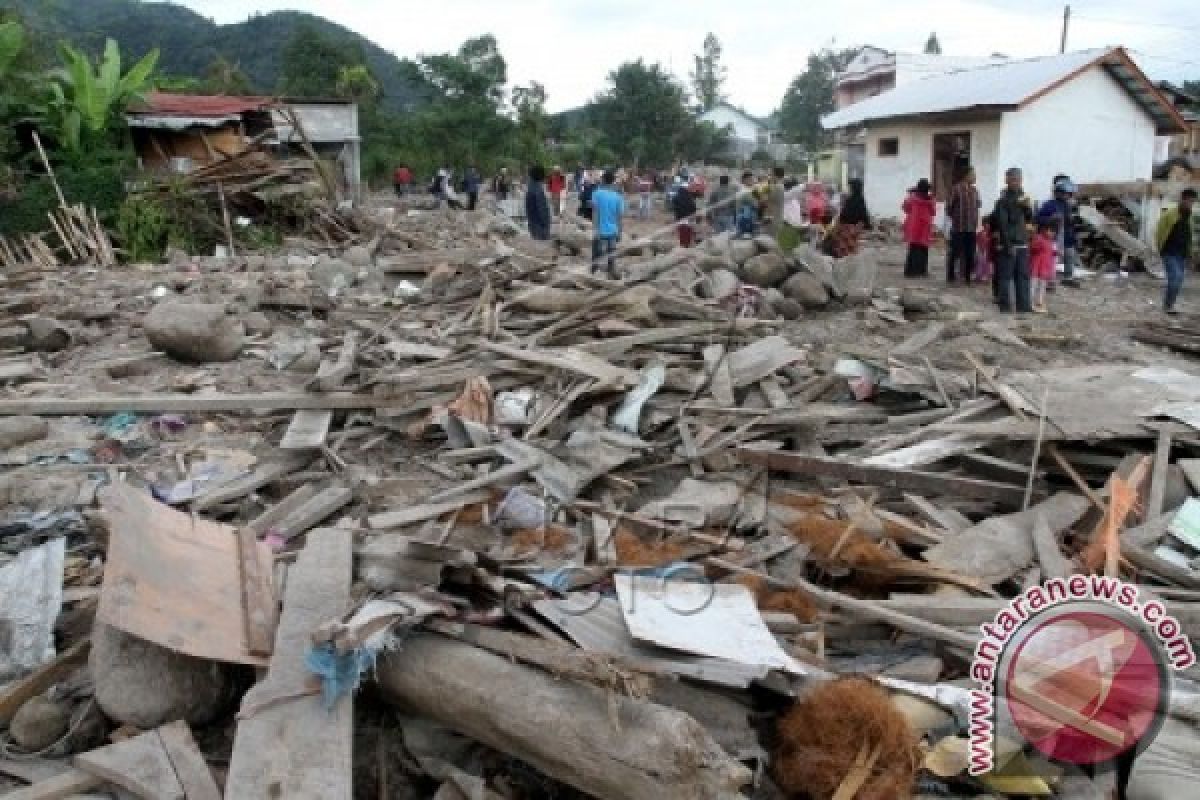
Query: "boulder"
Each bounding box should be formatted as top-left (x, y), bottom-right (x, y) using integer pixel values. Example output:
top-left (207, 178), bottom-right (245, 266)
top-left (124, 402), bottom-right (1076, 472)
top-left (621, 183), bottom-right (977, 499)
top-left (0, 416), bottom-right (49, 451)
top-left (91, 624), bottom-right (233, 729)
top-left (753, 234), bottom-right (781, 255)
top-left (765, 288), bottom-right (804, 321)
top-left (699, 269), bottom-right (741, 301)
top-left (782, 272), bottom-right (830, 309)
top-left (834, 252), bottom-right (879, 304)
top-left (729, 239), bottom-right (758, 266)
top-left (704, 232), bottom-right (732, 259)
top-left (23, 317), bottom-right (71, 352)
top-left (695, 253), bottom-right (731, 273)
top-left (144, 302), bottom-right (244, 363)
top-left (344, 245), bottom-right (373, 268)
top-left (740, 253), bottom-right (789, 288)
top-left (794, 246), bottom-right (838, 295)
top-left (9, 696), bottom-right (70, 752)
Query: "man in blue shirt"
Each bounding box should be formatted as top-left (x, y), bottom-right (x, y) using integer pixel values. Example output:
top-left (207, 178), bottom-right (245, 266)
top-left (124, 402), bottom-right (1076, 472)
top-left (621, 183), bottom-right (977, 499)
top-left (591, 170), bottom-right (625, 278)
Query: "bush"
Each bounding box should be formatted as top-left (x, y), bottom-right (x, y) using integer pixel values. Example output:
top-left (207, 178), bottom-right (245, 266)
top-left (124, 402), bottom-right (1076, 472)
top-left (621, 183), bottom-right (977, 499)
top-left (115, 194), bottom-right (170, 263)
top-left (0, 158), bottom-right (130, 237)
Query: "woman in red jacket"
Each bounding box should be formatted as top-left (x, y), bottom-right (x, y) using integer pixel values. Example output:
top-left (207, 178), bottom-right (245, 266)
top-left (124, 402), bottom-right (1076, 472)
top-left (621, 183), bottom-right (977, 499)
top-left (903, 178), bottom-right (937, 277)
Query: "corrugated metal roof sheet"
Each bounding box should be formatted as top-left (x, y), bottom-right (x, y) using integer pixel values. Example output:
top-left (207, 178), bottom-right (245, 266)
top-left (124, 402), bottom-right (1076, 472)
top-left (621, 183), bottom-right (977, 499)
top-left (130, 92), bottom-right (276, 118)
top-left (823, 49), bottom-right (1107, 129)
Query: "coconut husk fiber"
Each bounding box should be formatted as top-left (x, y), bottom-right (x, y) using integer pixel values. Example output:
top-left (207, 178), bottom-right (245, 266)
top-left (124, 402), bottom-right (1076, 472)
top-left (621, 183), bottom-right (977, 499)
top-left (786, 513), bottom-right (900, 591)
top-left (736, 574), bottom-right (818, 623)
top-left (773, 677), bottom-right (920, 800)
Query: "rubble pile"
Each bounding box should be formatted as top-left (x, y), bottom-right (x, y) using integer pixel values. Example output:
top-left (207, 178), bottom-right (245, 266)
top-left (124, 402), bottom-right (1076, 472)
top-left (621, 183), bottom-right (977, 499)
top-left (1, 203), bottom-right (1199, 800)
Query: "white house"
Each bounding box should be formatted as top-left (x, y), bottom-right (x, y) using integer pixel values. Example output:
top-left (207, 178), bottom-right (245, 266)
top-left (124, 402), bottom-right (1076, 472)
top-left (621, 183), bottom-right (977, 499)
top-left (836, 46), bottom-right (1007, 110)
top-left (822, 48), bottom-right (1187, 219)
top-left (699, 102), bottom-right (789, 160)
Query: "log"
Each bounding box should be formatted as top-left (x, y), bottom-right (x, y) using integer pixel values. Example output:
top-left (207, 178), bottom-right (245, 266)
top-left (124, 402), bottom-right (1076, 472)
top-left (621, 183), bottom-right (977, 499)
top-left (376, 635), bottom-right (750, 800)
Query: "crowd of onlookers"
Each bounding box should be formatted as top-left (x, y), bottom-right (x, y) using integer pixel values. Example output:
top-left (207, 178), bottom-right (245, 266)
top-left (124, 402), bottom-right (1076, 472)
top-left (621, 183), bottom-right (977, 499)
top-left (392, 161), bottom-right (1196, 315)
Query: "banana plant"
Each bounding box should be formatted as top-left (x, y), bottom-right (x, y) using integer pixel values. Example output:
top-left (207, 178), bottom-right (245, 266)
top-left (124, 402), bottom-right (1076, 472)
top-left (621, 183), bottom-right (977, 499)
top-left (45, 38), bottom-right (159, 151)
top-left (0, 20), bottom-right (23, 80)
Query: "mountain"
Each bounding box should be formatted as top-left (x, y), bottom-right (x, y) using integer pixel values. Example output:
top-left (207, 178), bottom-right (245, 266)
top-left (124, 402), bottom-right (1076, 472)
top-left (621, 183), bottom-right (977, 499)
top-left (5, 0), bottom-right (423, 110)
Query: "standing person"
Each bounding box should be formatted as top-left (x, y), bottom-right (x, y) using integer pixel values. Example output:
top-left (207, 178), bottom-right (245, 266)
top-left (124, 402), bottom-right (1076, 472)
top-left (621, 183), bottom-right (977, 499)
top-left (672, 180), bottom-right (699, 247)
top-left (464, 166), bottom-right (481, 211)
top-left (804, 182), bottom-right (828, 236)
top-left (430, 169), bottom-right (449, 207)
top-left (825, 178), bottom-right (871, 258)
top-left (636, 173), bottom-right (654, 219)
top-left (393, 164), bottom-right (413, 196)
top-left (492, 168), bottom-right (512, 215)
top-left (525, 165), bottom-right (551, 241)
top-left (992, 167), bottom-right (1034, 313)
top-left (945, 167), bottom-right (981, 284)
top-left (591, 170), bottom-right (625, 277)
top-left (578, 172), bottom-right (597, 221)
top-left (735, 171), bottom-right (759, 237)
top-left (1037, 177), bottom-right (1079, 289)
top-left (573, 165), bottom-right (585, 194)
top-left (1157, 188), bottom-right (1196, 315)
top-left (708, 174), bottom-right (736, 233)
top-left (548, 167), bottom-right (566, 216)
top-left (768, 166), bottom-right (787, 239)
top-left (902, 179), bottom-right (937, 278)
top-left (1029, 220), bottom-right (1057, 313)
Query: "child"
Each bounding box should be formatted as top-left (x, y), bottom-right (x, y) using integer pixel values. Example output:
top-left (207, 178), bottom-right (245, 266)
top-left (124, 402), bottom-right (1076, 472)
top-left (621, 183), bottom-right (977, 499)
top-left (902, 179), bottom-right (937, 278)
top-left (1030, 221), bottom-right (1057, 313)
top-left (974, 213), bottom-right (995, 284)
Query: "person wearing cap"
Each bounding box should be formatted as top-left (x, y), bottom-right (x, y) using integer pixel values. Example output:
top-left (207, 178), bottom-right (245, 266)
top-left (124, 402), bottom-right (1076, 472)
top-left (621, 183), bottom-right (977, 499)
top-left (992, 167), bottom-right (1034, 313)
top-left (902, 179), bottom-right (937, 278)
top-left (1157, 188), bottom-right (1196, 315)
top-left (1037, 175), bottom-right (1079, 288)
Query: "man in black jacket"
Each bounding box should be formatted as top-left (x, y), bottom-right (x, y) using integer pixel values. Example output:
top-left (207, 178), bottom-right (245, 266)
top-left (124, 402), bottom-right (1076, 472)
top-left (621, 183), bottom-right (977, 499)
top-left (992, 167), bottom-right (1034, 313)
top-left (525, 165), bottom-right (551, 241)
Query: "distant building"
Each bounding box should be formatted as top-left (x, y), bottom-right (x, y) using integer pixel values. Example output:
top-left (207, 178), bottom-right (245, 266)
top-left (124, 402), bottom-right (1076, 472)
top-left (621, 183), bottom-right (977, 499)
top-left (126, 93), bottom-right (362, 201)
top-left (699, 102), bottom-right (796, 162)
top-left (1155, 82), bottom-right (1200, 163)
top-left (822, 48), bottom-right (1187, 219)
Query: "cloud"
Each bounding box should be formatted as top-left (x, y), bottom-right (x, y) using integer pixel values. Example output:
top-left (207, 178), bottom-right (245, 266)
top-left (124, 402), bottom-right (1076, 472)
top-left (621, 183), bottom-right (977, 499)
top-left (166, 0), bottom-right (1198, 113)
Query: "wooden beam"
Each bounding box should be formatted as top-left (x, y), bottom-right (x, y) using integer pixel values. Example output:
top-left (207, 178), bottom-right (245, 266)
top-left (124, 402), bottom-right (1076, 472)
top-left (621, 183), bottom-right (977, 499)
top-left (237, 527), bottom-right (277, 657)
top-left (0, 391), bottom-right (394, 416)
top-left (737, 449), bottom-right (1032, 506)
top-left (0, 769), bottom-right (102, 799)
top-left (1148, 427), bottom-right (1173, 520)
top-left (158, 721), bottom-right (221, 800)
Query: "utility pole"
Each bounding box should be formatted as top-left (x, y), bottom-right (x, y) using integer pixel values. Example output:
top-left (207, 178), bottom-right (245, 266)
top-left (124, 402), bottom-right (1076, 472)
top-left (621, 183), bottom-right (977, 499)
top-left (1060, 5), bottom-right (1071, 54)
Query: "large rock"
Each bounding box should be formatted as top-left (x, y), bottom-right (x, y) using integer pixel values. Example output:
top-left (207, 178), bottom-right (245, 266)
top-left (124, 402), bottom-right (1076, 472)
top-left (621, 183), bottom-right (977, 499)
top-left (834, 252), bottom-right (879, 305)
top-left (144, 302), bottom-right (244, 363)
top-left (764, 288), bottom-right (804, 321)
top-left (704, 232), bottom-right (732, 258)
top-left (0, 416), bottom-right (48, 451)
top-left (740, 253), bottom-right (789, 288)
top-left (782, 272), bottom-right (830, 309)
top-left (729, 239), bottom-right (758, 266)
top-left (10, 696), bottom-right (70, 751)
top-left (699, 269), bottom-right (741, 301)
top-left (753, 234), bottom-right (781, 255)
top-left (344, 245), bottom-right (373, 268)
top-left (91, 624), bottom-right (233, 729)
top-left (794, 245), bottom-right (838, 294)
top-left (695, 253), bottom-right (731, 273)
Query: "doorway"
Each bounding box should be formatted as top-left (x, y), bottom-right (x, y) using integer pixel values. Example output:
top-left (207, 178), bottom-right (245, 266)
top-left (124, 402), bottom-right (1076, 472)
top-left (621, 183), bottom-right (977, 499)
top-left (932, 132), bottom-right (972, 201)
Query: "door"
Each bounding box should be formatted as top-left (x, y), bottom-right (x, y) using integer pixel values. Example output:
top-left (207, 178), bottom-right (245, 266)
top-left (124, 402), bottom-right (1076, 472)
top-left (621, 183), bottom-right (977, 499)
top-left (932, 132), bottom-right (972, 201)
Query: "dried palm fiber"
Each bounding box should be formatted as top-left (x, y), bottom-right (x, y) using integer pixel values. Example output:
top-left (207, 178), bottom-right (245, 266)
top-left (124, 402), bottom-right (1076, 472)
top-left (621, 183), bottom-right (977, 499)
top-left (510, 524), bottom-right (573, 554)
top-left (773, 677), bottom-right (920, 800)
top-left (736, 574), bottom-right (818, 623)
top-left (613, 526), bottom-right (698, 567)
top-left (786, 512), bottom-right (899, 591)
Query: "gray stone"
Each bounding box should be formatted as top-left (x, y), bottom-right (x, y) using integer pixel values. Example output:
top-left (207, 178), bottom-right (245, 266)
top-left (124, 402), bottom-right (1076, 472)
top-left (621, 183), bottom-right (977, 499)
top-left (0, 416), bottom-right (48, 451)
top-left (10, 696), bottom-right (70, 752)
top-left (245, 255), bottom-right (267, 270)
top-left (765, 288), bottom-right (804, 320)
top-left (699, 269), bottom-right (741, 301)
top-left (753, 234), bottom-right (781, 255)
top-left (704, 232), bottom-right (732, 259)
top-left (489, 217), bottom-right (521, 237)
top-left (834, 252), bottom-right (879, 305)
top-left (344, 245), bottom-right (373, 268)
top-left (782, 272), bottom-right (830, 309)
top-left (740, 253), bottom-right (789, 288)
top-left (91, 624), bottom-right (233, 729)
top-left (144, 302), bottom-right (244, 363)
top-left (286, 254), bottom-right (314, 269)
top-left (793, 245), bottom-right (838, 294)
top-left (242, 311), bottom-right (273, 337)
top-left (695, 253), bottom-right (731, 273)
top-left (166, 247), bottom-right (190, 267)
top-left (729, 239), bottom-right (758, 266)
top-left (312, 258), bottom-right (358, 292)
top-left (23, 317), bottom-right (71, 352)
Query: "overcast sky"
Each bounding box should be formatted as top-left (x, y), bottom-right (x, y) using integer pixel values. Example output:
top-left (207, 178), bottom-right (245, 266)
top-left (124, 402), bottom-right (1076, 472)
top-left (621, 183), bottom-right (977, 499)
top-left (168, 0), bottom-right (1198, 114)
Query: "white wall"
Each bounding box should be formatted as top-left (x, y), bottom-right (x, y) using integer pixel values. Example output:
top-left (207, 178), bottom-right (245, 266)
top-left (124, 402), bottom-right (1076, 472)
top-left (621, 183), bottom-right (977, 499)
top-left (996, 65), bottom-right (1156, 206)
top-left (862, 118), bottom-right (1002, 219)
top-left (699, 106), bottom-right (764, 143)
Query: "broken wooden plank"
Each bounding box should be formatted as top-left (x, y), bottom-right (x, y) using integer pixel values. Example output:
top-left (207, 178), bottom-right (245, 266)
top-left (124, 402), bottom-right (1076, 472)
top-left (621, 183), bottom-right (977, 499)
top-left (0, 768), bottom-right (103, 799)
top-left (0, 640), bottom-right (89, 726)
top-left (276, 486), bottom-right (355, 541)
top-left (247, 484), bottom-right (320, 535)
top-left (157, 721), bottom-right (220, 800)
top-left (237, 526), bottom-right (277, 657)
top-left (367, 491), bottom-right (492, 530)
top-left (280, 410), bottom-right (334, 450)
top-left (310, 331), bottom-right (359, 392)
top-left (476, 340), bottom-right (637, 387)
top-left (905, 494), bottom-right (971, 534)
top-left (226, 529), bottom-right (354, 799)
top-left (75, 728), bottom-right (184, 800)
top-left (426, 460), bottom-right (537, 505)
top-left (725, 336), bottom-right (805, 388)
top-left (192, 456), bottom-right (308, 512)
top-left (703, 344), bottom-right (735, 407)
top-left (0, 391), bottom-right (395, 416)
top-left (1149, 427), bottom-right (1173, 520)
top-left (1032, 513), bottom-right (1074, 580)
top-left (737, 449), bottom-right (1032, 506)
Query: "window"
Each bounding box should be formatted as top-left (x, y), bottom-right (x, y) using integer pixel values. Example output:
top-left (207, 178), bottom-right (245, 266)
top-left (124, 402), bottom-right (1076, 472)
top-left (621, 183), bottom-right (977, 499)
top-left (878, 137), bottom-right (899, 157)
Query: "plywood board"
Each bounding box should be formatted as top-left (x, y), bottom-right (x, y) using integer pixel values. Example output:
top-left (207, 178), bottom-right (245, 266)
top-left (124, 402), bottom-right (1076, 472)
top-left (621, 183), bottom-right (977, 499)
top-left (280, 410), bottom-right (333, 450)
top-left (75, 728), bottom-right (183, 799)
top-left (97, 483), bottom-right (270, 667)
top-left (157, 721), bottom-right (220, 800)
top-left (225, 528), bottom-right (354, 799)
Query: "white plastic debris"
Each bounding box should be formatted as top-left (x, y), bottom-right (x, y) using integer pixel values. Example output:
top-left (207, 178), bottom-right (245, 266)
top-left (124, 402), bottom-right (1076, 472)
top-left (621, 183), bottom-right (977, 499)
top-left (610, 364), bottom-right (666, 434)
top-left (496, 389), bottom-right (536, 427)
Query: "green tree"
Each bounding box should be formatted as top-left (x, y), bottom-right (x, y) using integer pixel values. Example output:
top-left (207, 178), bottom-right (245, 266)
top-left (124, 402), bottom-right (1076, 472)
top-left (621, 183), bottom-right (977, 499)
top-left (280, 23), bottom-right (364, 97)
top-left (924, 33), bottom-right (942, 55)
top-left (203, 55), bottom-right (252, 95)
top-left (335, 64), bottom-right (380, 107)
top-left (690, 33), bottom-right (727, 111)
top-left (0, 19), bottom-right (24, 80)
top-left (778, 47), bottom-right (858, 151)
top-left (512, 81), bottom-right (548, 164)
top-left (45, 38), bottom-right (159, 152)
top-left (590, 59), bottom-right (699, 166)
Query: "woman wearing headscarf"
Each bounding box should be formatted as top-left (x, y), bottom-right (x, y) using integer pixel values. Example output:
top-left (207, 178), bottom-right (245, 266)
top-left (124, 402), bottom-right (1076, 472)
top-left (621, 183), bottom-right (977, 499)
top-left (824, 179), bottom-right (871, 258)
top-left (902, 179), bottom-right (937, 277)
